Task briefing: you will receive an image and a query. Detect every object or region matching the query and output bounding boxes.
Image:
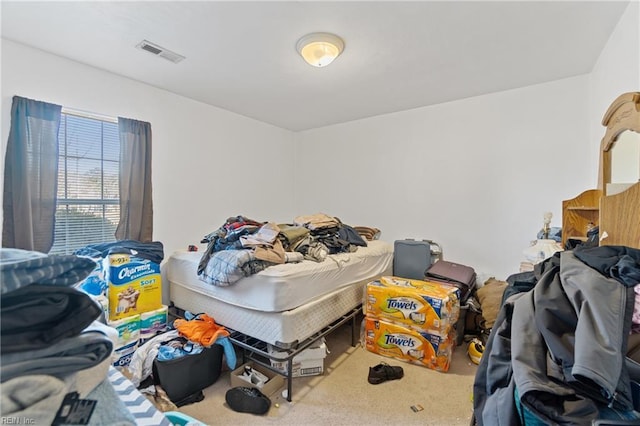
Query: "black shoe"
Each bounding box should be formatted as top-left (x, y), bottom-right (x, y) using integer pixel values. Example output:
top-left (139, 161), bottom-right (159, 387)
top-left (225, 386), bottom-right (271, 415)
top-left (367, 362), bottom-right (404, 384)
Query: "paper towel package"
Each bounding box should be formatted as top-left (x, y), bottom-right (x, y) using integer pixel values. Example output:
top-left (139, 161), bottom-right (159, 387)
top-left (365, 276), bottom-right (460, 335)
top-left (363, 316), bottom-right (455, 372)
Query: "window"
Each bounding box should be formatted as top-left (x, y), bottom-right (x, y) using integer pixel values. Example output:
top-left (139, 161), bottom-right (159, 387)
top-left (49, 111), bottom-right (120, 254)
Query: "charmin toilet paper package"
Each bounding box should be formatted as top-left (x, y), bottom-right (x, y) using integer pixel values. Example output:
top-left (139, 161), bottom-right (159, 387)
top-left (139, 305), bottom-right (168, 344)
top-left (105, 253), bottom-right (162, 321)
top-left (107, 314), bottom-right (140, 368)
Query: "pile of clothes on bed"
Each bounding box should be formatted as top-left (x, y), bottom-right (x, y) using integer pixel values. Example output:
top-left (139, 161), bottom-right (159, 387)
top-left (197, 213), bottom-right (373, 287)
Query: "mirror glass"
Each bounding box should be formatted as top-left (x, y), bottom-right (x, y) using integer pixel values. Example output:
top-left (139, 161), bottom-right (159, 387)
top-left (608, 130), bottom-right (640, 194)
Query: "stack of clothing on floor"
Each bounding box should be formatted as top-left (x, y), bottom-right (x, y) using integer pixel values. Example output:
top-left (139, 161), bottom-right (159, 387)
top-left (0, 248), bottom-right (123, 425)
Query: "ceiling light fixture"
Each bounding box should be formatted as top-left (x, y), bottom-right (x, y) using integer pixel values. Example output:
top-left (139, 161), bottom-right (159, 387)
top-left (296, 32), bottom-right (344, 68)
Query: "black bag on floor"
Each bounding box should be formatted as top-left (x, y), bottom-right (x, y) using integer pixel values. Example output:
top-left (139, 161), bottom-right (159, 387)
top-left (152, 339), bottom-right (223, 403)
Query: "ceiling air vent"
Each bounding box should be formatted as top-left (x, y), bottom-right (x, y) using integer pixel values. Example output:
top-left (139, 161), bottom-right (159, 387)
top-left (135, 40), bottom-right (185, 64)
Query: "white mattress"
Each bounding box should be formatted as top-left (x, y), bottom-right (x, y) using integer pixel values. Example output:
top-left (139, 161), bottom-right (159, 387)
top-left (166, 240), bottom-right (393, 313)
top-left (170, 276), bottom-right (379, 347)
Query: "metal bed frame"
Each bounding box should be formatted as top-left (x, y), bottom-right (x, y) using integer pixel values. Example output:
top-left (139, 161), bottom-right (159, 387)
top-left (169, 304), bottom-right (362, 402)
top-left (228, 305), bottom-right (361, 402)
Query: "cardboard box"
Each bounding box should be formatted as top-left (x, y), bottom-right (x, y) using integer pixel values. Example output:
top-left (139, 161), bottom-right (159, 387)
top-left (105, 253), bottom-right (162, 321)
top-left (268, 338), bottom-right (328, 377)
top-left (365, 276), bottom-right (460, 335)
top-left (363, 316), bottom-right (455, 372)
top-left (230, 362), bottom-right (284, 396)
top-left (273, 358), bottom-right (324, 378)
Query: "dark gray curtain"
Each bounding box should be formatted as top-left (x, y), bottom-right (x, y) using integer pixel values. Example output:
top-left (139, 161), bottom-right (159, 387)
top-left (116, 117), bottom-right (153, 241)
top-left (2, 96), bottom-right (62, 252)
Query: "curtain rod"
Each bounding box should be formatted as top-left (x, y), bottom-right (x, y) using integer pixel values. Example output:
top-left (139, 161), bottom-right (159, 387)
top-left (61, 107), bottom-right (118, 124)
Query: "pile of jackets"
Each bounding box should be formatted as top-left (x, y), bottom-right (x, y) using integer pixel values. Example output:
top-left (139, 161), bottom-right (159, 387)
top-left (473, 245), bottom-right (640, 425)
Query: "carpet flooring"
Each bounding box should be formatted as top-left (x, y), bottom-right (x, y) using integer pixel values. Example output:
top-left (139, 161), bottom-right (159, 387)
top-left (177, 321), bottom-right (478, 425)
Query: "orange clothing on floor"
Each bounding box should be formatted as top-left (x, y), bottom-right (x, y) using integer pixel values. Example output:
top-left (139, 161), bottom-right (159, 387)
top-left (174, 314), bottom-right (229, 347)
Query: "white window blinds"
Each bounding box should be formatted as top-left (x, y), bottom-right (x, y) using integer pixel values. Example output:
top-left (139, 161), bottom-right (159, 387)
top-left (49, 111), bottom-right (120, 255)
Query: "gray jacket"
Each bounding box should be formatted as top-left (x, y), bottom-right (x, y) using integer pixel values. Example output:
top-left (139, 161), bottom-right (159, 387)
top-left (475, 247), bottom-right (640, 425)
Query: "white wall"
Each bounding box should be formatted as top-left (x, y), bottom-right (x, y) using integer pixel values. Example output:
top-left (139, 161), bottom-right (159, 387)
top-left (295, 76), bottom-right (591, 281)
top-left (2, 0), bottom-right (638, 285)
top-left (589, 0), bottom-right (640, 186)
top-left (293, 1), bottom-right (640, 282)
top-left (1, 39), bottom-right (297, 262)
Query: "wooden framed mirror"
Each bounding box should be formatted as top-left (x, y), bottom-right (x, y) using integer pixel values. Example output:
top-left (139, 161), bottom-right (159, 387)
top-left (599, 92), bottom-right (640, 195)
top-left (598, 91), bottom-right (640, 248)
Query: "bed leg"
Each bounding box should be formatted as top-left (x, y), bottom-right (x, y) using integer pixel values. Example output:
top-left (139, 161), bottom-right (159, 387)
top-left (286, 359), bottom-right (293, 402)
top-left (351, 313), bottom-right (358, 347)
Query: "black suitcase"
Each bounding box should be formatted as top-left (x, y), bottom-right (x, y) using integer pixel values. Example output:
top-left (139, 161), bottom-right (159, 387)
top-left (425, 260), bottom-right (476, 303)
top-left (393, 239), bottom-right (442, 280)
